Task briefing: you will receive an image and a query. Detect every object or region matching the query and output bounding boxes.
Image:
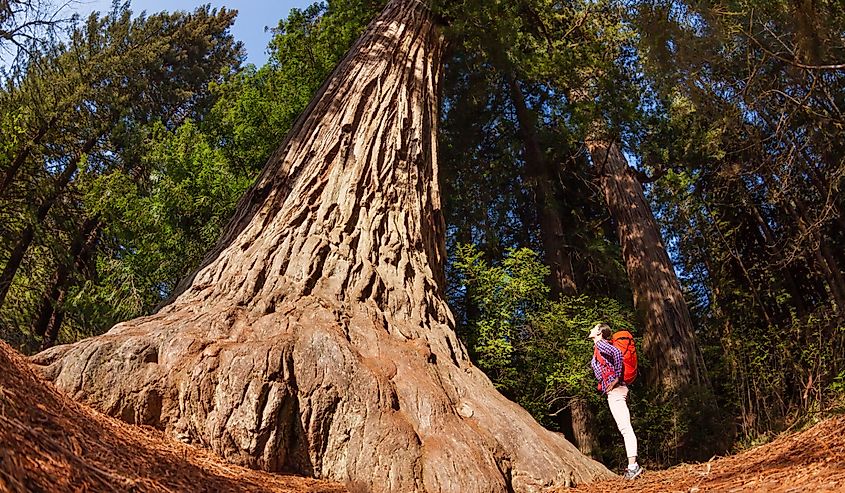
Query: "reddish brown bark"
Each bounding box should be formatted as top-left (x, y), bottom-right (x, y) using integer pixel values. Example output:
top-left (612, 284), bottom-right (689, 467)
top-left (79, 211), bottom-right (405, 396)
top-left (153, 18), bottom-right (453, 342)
top-left (503, 73), bottom-right (600, 455)
top-left (569, 397), bottom-right (598, 458)
top-left (587, 140), bottom-right (708, 393)
top-left (32, 2), bottom-right (611, 491)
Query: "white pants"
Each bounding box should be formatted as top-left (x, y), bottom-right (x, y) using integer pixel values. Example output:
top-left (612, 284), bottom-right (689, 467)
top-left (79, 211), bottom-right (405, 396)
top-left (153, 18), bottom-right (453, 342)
top-left (607, 385), bottom-right (637, 459)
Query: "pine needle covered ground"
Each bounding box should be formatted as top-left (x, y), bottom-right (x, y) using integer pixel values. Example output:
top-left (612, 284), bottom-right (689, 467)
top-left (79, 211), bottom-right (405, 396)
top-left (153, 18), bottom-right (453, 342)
top-left (565, 413), bottom-right (845, 492)
top-left (0, 340), bottom-right (344, 493)
top-left (1, 337), bottom-right (843, 492)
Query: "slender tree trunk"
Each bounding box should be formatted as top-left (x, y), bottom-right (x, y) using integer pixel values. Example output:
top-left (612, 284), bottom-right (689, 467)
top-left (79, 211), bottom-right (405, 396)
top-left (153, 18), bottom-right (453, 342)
top-left (39, 289), bottom-right (67, 349)
top-left (737, 178), bottom-right (809, 317)
top-left (34, 216), bottom-right (101, 347)
top-left (762, 111), bottom-right (845, 262)
top-left (33, 2), bottom-right (611, 491)
top-left (0, 225), bottom-right (35, 307)
top-left (501, 64), bottom-right (595, 455)
top-left (702, 197), bottom-right (775, 326)
top-left (0, 137), bottom-right (96, 308)
top-left (790, 0), bottom-right (825, 64)
top-left (504, 71), bottom-right (577, 298)
top-left (785, 197), bottom-right (845, 314)
top-left (0, 117), bottom-right (55, 197)
top-left (797, 148), bottom-right (845, 234)
top-left (33, 272), bottom-right (64, 338)
top-left (569, 398), bottom-right (597, 458)
top-left (697, 208), bottom-right (758, 331)
top-left (762, 164), bottom-right (845, 314)
top-left (586, 140), bottom-right (708, 392)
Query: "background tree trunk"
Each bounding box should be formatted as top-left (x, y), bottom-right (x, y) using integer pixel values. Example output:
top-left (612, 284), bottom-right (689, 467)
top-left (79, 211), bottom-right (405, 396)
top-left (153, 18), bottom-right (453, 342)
top-left (503, 72), bottom-right (598, 455)
top-left (505, 72), bottom-right (578, 297)
top-left (34, 216), bottom-right (101, 349)
top-left (0, 137), bottom-right (97, 307)
top-left (569, 397), bottom-right (598, 458)
top-left (588, 140), bottom-right (722, 460)
top-left (32, 1), bottom-right (611, 491)
top-left (587, 140), bottom-right (708, 392)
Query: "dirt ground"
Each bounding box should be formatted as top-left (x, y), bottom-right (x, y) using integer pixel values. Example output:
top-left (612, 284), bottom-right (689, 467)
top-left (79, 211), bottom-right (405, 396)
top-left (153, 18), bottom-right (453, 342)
top-left (564, 413), bottom-right (845, 493)
top-left (2, 338), bottom-right (843, 492)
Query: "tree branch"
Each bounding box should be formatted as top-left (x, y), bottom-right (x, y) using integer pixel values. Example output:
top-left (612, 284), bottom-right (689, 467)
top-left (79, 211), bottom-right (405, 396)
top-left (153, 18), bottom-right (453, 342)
top-left (743, 21), bottom-right (845, 71)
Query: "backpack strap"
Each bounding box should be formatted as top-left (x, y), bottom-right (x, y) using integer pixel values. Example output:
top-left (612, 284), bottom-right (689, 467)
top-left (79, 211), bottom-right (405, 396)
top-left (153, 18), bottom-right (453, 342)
top-left (593, 345), bottom-right (607, 365)
top-left (593, 344), bottom-right (618, 393)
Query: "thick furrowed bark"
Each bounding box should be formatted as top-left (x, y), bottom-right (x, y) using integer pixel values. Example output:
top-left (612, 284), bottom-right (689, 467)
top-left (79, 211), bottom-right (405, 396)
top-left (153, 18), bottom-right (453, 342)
top-left (33, 1), bottom-right (612, 490)
top-left (588, 140), bottom-right (725, 461)
top-left (587, 140), bottom-right (708, 393)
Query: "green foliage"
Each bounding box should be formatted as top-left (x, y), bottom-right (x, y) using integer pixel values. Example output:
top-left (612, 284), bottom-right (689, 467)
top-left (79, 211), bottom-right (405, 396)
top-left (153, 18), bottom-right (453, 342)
top-left (831, 370), bottom-right (845, 395)
top-left (203, 0), bottom-right (381, 174)
top-left (452, 242), bottom-right (734, 467)
top-left (70, 120), bottom-right (252, 330)
top-left (633, 0), bottom-right (845, 447)
top-left (0, 0), bottom-right (383, 348)
top-left (436, 0), bottom-right (642, 139)
top-left (451, 243), bottom-right (731, 468)
top-left (437, 0), bottom-right (634, 302)
top-left (453, 244), bottom-right (635, 426)
top-left (452, 245), bottom-right (548, 388)
top-left (0, 4), bottom-right (243, 347)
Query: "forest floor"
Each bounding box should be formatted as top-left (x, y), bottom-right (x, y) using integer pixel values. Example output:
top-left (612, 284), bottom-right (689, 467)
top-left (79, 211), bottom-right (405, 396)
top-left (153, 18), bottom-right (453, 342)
top-left (0, 340), bottom-right (344, 493)
top-left (564, 411), bottom-right (845, 492)
top-left (1, 338), bottom-right (843, 493)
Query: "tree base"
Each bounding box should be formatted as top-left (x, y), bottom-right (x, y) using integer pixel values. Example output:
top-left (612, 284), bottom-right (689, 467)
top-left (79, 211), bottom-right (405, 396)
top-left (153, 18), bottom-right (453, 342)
top-left (33, 293), bottom-right (611, 492)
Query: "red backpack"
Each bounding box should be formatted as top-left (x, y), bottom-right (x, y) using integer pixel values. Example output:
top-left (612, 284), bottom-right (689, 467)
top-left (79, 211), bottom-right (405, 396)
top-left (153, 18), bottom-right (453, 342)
top-left (612, 331), bottom-right (638, 384)
top-left (594, 330), bottom-right (638, 385)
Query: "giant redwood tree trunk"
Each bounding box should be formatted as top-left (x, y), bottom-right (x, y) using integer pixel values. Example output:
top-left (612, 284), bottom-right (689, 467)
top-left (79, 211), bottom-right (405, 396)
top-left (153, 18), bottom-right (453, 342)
top-left (586, 140), bottom-right (708, 393)
top-left (588, 139), bottom-right (724, 460)
top-left (32, 1), bottom-right (611, 491)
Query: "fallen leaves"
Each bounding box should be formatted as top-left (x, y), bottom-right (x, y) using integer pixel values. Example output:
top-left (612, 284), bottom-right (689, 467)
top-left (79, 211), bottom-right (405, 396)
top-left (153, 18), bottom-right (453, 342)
top-left (3, 334), bottom-right (843, 493)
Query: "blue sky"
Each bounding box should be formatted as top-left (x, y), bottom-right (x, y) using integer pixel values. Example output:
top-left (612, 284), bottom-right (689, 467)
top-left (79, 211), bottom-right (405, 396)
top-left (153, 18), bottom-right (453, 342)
top-left (71, 0), bottom-right (314, 65)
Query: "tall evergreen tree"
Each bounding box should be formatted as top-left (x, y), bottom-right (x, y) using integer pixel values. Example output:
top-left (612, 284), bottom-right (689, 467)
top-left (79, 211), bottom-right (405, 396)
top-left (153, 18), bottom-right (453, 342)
top-left (0, 5), bottom-right (242, 347)
top-left (34, 1), bottom-right (611, 490)
top-left (635, 0), bottom-right (845, 436)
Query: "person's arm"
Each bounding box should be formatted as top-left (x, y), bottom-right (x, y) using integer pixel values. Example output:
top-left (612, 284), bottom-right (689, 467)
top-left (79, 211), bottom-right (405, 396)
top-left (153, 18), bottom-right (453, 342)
top-left (609, 345), bottom-right (624, 381)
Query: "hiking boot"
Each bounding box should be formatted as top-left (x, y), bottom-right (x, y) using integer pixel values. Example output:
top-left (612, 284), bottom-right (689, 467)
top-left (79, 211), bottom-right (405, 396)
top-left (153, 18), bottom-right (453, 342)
top-left (623, 464), bottom-right (643, 480)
